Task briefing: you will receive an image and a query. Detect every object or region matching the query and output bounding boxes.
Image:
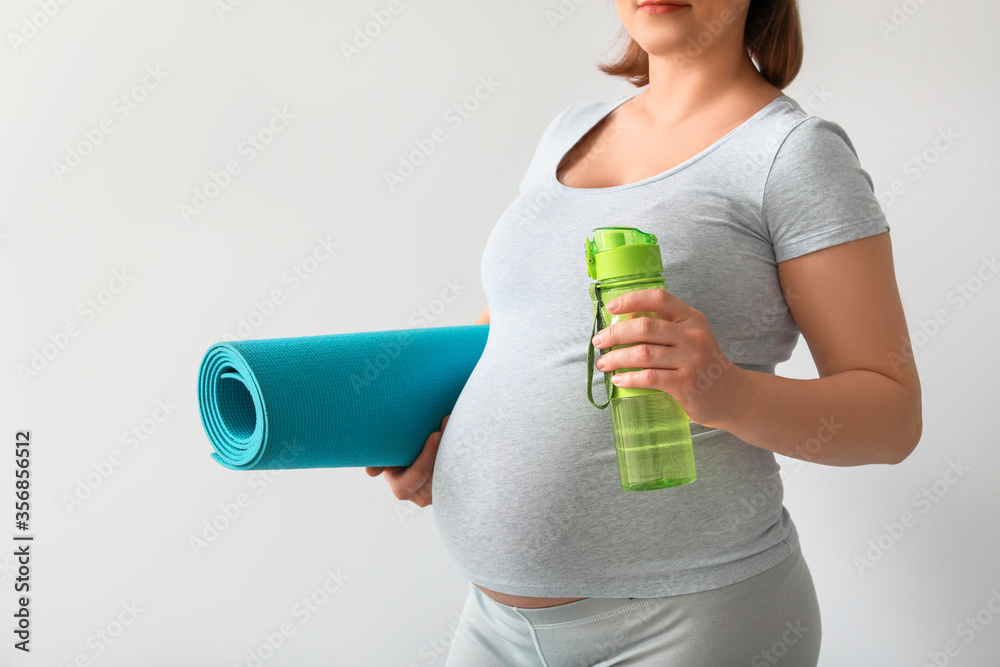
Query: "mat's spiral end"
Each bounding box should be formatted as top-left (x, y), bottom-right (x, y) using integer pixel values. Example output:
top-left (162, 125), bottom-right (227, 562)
top-left (198, 344), bottom-right (268, 470)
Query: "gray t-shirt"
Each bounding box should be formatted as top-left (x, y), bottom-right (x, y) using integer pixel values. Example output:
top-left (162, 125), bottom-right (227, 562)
top-left (432, 89), bottom-right (891, 598)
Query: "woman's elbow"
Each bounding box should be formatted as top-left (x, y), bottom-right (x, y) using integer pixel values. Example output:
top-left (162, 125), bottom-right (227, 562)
top-left (889, 397), bottom-right (923, 465)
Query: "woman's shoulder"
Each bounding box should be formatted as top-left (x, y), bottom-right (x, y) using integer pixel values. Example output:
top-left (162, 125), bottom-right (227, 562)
top-left (757, 94), bottom-right (860, 157)
top-left (701, 92), bottom-right (866, 191)
top-left (544, 92), bottom-right (636, 136)
top-left (523, 92), bottom-right (638, 159)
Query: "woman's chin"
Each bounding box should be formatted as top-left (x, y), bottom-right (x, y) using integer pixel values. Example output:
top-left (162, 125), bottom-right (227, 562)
top-left (632, 35), bottom-right (691, 58)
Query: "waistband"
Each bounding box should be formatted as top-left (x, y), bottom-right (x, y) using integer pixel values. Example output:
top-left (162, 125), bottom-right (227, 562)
top-left (470, 546), bottom-right (802, 628)
top-left (472, 586), bottom-right (657, 628)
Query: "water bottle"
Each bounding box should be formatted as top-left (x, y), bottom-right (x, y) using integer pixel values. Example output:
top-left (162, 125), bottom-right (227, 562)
top-left (584, 226), bottom-right (697, 491)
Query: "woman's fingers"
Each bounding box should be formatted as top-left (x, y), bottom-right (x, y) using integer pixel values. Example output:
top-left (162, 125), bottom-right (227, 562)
top-left (411, 477), bottom-right (433, 507)
top-left (384, 430), bottom-right (442, 501)
top-left (407, 415), bottom-right (448, 506)
top-left (368, 414), bottom-right (450, 506)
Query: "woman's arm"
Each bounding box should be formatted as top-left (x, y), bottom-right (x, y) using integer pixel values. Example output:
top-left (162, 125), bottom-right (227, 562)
top-left (716, 231), bottom-right (922, 466)
top-left (473, 304), bottom-right (490, 326)
top-left (591, 232), bottom-right (922, 468)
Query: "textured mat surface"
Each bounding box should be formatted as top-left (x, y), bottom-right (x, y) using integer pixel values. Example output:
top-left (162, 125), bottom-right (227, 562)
top-left (197, 325), bottom-right (489, 470)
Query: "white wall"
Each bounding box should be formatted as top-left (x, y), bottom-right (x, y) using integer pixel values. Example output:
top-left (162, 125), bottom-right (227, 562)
top-left (1, 1), bottom-right (997, 665)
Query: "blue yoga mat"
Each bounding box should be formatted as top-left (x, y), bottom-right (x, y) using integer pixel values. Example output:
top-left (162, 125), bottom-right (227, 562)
top-left (197, 324), bottom-right (489, 470)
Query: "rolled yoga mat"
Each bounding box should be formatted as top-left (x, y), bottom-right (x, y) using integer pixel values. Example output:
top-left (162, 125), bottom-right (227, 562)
top-left (197, 324), bottom-right (489, 470)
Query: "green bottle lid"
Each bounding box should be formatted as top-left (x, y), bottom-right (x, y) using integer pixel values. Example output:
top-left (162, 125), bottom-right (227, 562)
top-left (585, 227), bottom-right (663, 280)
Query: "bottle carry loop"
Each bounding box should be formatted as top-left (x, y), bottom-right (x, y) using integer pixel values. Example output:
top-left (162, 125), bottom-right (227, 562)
top-left (587, 281), bottom-right (614, 409)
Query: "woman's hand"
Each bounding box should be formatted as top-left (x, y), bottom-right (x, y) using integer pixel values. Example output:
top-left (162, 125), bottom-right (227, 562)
top-left (591, 288), bottom-right (749, 429)
top-left (365, 414), bottom-right (449, 508)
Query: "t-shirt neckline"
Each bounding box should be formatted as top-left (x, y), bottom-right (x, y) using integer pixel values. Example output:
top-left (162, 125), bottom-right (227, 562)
top-left (549, 90), bottom-right (792, 194)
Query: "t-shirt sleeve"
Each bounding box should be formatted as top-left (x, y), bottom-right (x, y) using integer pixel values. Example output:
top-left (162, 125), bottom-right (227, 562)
top-left (762, 116), bottom-right (890, 264)
top-left (518, 106), bottom-right (571, 195)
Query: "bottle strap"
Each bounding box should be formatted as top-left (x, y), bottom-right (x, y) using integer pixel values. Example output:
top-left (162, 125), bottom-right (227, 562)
top-left (587, 282), bottom-right (613, 409)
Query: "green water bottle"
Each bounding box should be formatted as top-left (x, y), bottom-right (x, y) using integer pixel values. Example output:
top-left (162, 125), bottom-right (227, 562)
top-left (585, 226), bottom-right (697, 491)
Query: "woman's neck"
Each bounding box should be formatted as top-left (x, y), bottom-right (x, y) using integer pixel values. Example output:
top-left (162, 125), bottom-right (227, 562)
top-left (638, 49), bottom-right (780, 127)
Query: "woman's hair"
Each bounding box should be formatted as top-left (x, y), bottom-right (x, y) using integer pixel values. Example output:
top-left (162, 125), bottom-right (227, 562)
top-left (597, 0), bottom-right (803, 89)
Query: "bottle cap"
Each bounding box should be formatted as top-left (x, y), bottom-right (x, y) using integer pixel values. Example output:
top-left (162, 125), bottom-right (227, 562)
top-left (585, 227), bottom-right (663, 280)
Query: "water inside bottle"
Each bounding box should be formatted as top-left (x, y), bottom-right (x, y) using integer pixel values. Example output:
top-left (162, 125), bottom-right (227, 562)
top-left (611, 392), bottom-right (697, 490)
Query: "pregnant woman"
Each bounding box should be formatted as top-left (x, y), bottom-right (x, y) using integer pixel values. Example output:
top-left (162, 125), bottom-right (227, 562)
top-left (368, 0), bottom-right (922, 664)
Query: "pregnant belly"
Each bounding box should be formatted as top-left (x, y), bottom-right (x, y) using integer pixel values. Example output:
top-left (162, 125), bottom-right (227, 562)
top-left (431, 335), bottom-right (794, 599)
top-left (430, 357), bottom-right (622, 590)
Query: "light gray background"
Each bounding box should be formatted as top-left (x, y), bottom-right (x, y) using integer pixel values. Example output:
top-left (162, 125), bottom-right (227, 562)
top-left (1, 1), bottom-right (998, 665)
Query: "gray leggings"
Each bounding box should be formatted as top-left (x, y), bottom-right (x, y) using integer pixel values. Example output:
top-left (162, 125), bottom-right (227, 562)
top-left (443, 546), bottom-right (821, 666)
